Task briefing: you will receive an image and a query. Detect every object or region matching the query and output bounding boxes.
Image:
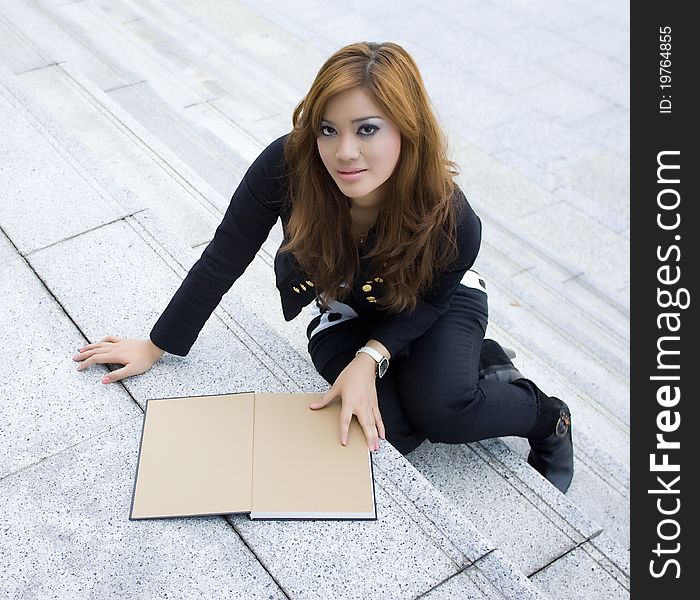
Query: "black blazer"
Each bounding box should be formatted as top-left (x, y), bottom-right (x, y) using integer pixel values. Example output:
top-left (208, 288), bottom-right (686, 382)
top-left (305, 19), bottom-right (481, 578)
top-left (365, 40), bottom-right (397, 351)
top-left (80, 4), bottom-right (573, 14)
top-left (150, 133), bottom-right (482, 359)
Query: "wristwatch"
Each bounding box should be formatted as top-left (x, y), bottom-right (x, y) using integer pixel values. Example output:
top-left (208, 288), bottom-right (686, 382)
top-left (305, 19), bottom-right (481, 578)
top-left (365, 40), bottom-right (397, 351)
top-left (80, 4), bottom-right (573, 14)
top-left (355, 346), bottom-right (390, 378)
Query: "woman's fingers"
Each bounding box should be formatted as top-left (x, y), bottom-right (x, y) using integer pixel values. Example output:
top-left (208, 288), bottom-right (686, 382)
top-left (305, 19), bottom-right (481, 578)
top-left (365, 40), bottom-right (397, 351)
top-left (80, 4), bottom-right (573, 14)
top-left (340, 409), bottom-right (353, 446)
top-left (372, 406), bottom-right (386, 440)
top-left (359, 406), bottom-right (379, 452)
top-left (103, 365), bottom-right (134, 384)
top-left (76, 351), bottom-right (121, 371)
top-left (340, 405), bottom-right (377, 450)
top-left (74, 338), bottom-right (160, 384)
top-left (78, 336), bottom-right (121, 352)
top-left (77, 342), bottom-right (103, 353)
top-left (73, 347), bottom-right (110, 362)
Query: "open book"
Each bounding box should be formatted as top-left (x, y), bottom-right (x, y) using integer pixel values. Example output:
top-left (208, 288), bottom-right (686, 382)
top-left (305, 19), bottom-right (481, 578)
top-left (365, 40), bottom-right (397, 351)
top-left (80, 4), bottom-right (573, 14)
top-left (129, 392), bottom-right (377, 520)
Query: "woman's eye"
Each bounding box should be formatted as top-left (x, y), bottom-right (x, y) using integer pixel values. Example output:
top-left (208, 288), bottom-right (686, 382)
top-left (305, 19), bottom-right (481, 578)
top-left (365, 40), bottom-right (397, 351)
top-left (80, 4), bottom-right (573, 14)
top-left (319, 124), bottom-right (379, 136)
top-left (359, 124), bottom-right (379, 135)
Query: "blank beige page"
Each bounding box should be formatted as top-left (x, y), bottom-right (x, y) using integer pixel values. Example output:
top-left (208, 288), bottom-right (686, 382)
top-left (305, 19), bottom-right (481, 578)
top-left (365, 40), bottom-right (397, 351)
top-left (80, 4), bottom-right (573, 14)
top-left (251, 392), bottom-right (375, 517)
top-left (131, 393), bottom-right (255, 519)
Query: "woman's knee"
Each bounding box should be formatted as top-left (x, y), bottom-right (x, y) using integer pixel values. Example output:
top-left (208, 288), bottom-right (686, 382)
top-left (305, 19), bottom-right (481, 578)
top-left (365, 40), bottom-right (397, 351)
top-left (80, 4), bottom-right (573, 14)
top-left (400, 380), bottom-right (479, 441)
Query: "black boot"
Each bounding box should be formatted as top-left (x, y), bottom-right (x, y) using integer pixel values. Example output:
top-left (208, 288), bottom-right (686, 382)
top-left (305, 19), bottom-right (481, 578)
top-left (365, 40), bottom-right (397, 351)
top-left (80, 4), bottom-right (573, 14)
top-left (478, 339), bottom-right (523, 383)
top-left (518, 378), bottom-right (574, 493)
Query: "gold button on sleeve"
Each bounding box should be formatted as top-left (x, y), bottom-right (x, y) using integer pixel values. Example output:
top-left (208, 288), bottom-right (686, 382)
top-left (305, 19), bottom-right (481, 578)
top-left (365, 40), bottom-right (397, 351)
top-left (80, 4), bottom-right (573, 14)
top-left (362, 284), bottom-right (372, 292)
top-left (293, 286), bottom-right (300, 293)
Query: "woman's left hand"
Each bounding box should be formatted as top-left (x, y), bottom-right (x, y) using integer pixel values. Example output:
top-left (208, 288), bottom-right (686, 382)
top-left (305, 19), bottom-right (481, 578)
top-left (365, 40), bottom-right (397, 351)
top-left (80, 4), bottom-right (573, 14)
top-left (309, 354), bottom-right (386, 452)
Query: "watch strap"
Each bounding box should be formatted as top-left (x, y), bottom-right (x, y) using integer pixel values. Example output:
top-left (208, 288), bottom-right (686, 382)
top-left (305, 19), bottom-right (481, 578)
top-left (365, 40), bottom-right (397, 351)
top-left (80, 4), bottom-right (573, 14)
top-left (356, 346), bottom-right (384, 364)
top-left (355, 346), bottom-right (389, 378)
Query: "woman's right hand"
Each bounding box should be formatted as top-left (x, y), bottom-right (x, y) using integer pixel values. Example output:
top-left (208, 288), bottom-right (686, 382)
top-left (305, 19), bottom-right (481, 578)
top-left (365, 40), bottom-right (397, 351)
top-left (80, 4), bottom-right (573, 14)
top-left (72, 336), bottom-right (165, 384)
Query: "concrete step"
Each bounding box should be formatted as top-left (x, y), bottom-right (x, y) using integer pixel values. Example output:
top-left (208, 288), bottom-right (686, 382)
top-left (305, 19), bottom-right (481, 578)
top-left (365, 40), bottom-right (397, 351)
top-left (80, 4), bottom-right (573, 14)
top-left (178, 0), bottom-right (630, 313)
top-left (2, 0), bottom-right (265, 168)
top-left (0, 229), bottom-right (291, 600)
top-left (0, 29), bottom-right (631, 518)
top-left (1, 58), bottom-right (625, 597)
top-left (0, 3), bottom-right (630, 595)
top-left (116, 0), bottom-right (630, 323)
top-left (0, 217), bottom-right (545, 600)
top-left (0, 70), bottom-right (547, 598)
top-left (18, 0), bottom-right (630, 379)
top-left (6, 0), bottom-right (628, 560)
top-left (84, 0), bottom-right (630, 390)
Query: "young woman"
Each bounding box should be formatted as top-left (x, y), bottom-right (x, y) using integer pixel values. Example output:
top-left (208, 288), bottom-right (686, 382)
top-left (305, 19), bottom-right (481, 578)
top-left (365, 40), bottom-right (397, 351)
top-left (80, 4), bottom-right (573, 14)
top-left (72, 42), bottom-right (574, 493)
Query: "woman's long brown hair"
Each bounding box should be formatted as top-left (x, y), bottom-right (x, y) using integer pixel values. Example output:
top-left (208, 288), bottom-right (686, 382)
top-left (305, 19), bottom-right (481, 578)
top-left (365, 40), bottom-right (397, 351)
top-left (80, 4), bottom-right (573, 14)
top-left (281, 41), bottom-right (463, 314)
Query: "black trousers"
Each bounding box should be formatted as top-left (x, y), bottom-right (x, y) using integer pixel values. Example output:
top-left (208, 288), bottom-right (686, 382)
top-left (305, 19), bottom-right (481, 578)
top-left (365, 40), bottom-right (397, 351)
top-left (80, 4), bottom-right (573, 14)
top-left (307, 284), bottom-right (539, 455)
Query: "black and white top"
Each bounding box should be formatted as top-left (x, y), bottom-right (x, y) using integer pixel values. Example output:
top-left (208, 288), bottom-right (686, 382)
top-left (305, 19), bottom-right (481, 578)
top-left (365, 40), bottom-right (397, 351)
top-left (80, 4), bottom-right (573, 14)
top-left (305, 269), bottom-right (487, 340)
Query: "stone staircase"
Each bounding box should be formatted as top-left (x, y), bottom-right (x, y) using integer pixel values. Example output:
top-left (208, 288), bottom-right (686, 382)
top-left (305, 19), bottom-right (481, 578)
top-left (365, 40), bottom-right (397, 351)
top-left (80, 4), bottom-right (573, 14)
top-left (0, 1), bottom-right (630, 598)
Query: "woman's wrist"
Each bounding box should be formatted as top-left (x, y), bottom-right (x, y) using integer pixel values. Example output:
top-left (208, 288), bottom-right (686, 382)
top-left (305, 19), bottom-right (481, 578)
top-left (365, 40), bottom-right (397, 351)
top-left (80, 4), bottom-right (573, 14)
top-left (146, 339), bottom-right (166, 360)
top-left (354, 351), bottom-right (378, 375)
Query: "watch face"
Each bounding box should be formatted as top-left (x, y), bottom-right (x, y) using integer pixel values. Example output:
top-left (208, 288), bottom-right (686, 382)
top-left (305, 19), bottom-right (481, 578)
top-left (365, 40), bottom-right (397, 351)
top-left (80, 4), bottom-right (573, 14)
top-left (377, 358), bottom-right (389, 378)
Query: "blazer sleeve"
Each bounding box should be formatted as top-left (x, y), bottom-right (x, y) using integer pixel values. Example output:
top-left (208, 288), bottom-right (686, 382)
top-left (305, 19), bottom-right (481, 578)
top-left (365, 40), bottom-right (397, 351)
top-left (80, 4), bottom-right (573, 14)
top-left (369, 193), bottom-right (482, 359)
top-left (149, 135), bottom-right (287, 356)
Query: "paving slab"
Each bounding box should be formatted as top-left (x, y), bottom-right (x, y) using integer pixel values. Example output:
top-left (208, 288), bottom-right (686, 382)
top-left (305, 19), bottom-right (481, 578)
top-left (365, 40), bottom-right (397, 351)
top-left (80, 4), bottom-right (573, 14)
top-left (4, 63), bottom-right (223, 248)
top-left (1, 0), bottom-right (631, 595)
top-left (492, 22), bottom-right (579, 60)
top-left (106, 80), bottom-right (248, 213)
top-left (540, 47), bottom-right (629, 110)
top-left (473, 111), bottom-right (597, 167)
top-left (489, 150), bottom-right (563, 196)
top-left (0, 0), bottom-right (133, 91)
top-left (436, 84), bottom-right (534, 134)
top-left (456, 50), bottom-right (555, 96)
top-left (569, 105), bottom-right (629, 160)
top-left (0, 75), bottom-right (128, 255)
top-left (530, 541), bottom-right (629, 599)
top-left (27, 218), bottom-right (287, 403)
top-left (21, 213), bottom-right (547, 600)
top-left (422, 566), bottom-right (509, 599)
top-left (454, 142), bottom-right (560, 219)
top-left (547, 146), bottom-right (629, 216)
top-left (20, 0), bottom-right (271, 167)
top-left (516, 202), bottom-right (630, 310)
top-left (562, 17), bottom-right (631, 59)
top-left (450, 2), bottom-right (529, 35)
top-left (231, 473), bottom-right (463, 600)
top-left (176, 0), bottom-right (337, 78)
top-left (517, 78), bottom-right (613, 124)
top-left (0, 14), bottom-right (52, 74)
top-left (111, 0), bottom-right (306, 115)
top-left (487, 0), bottom-right (599, 34)
top-left (565, 461), bottom-right (629, 552)
top-left (407, 442), bottom-right (579, 574)
top-left (0, 226), bottom-right (17, 266)
top-left (474, 240), bottom-right (629, 379)
top-left (0, 416), bottom-right (287, 600)
top-left (38, 0), bottom-right (212, 107)
top-left (474, 209), bottom-right (629, 344)
top-left (0, 238), bottom-right (140, 480)
top-left (576, 0), bottom-right (629, 29)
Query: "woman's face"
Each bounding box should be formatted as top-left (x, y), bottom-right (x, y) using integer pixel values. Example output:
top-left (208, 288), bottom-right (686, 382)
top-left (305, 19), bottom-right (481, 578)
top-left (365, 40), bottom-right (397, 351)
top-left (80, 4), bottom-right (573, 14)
top-left (317, 87), bottom-right (401, 209)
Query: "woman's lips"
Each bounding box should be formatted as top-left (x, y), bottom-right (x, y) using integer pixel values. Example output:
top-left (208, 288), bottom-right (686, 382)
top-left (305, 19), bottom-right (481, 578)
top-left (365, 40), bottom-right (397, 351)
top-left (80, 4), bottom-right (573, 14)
top-left (337, 169), bottom-right (367, 182)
